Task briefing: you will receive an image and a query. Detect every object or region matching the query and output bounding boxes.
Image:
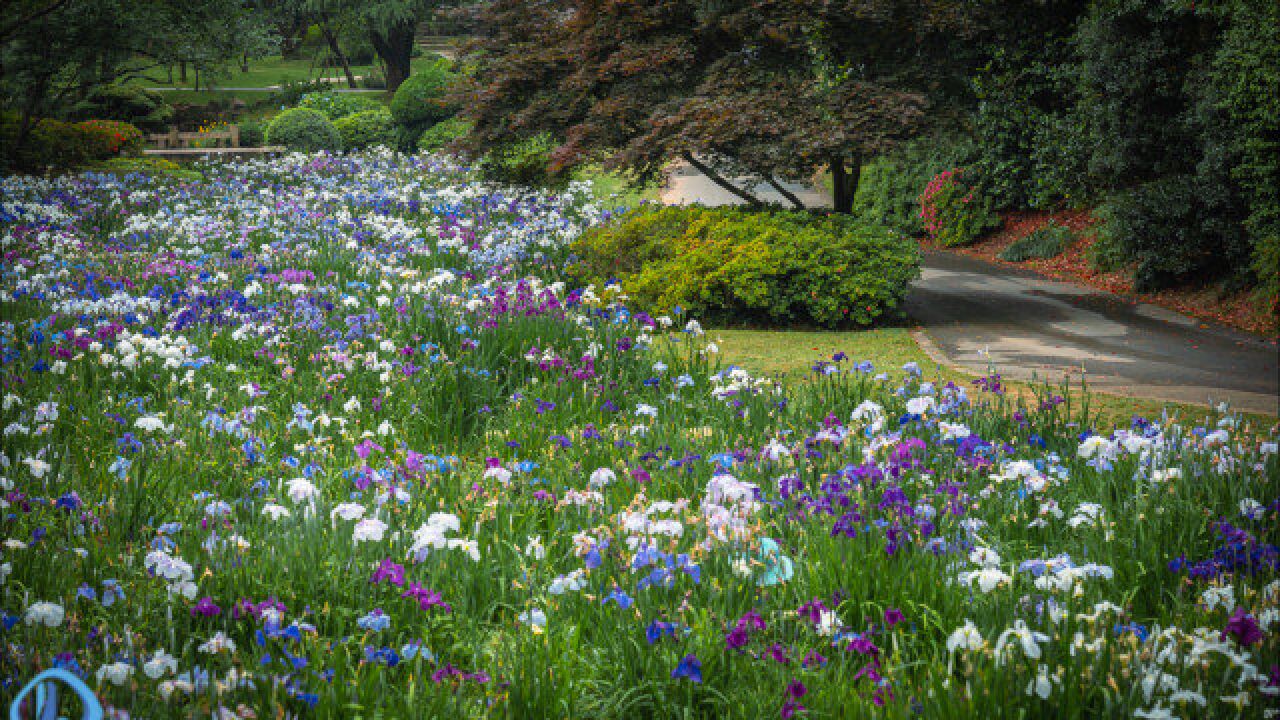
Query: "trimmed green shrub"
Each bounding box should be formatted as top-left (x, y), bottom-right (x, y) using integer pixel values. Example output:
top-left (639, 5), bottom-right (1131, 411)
top-left (389, 60), bottom-right (457, 150)
top-left (417, 116), bottom-right (471, 153)
top-left (266, 107), bottom-right (342, 153)
top-left (853, 134), bottom-right (977, 236)
top-left (334, 108), bottom-right (394, 151)
top-left (998, 223), bottom-right (1074, 262)
top-left (570, 206), bottom-right (920, 329)
top-left (298, 91), bottom-right (383, 121)
top-left (479, 133), bottom-right (563, 188)
top-left (238, 119), bottom-right (265, 148)
top-left (24, 119), bottom-right (88, 169)
top-left (919, 168), bottom-right (1001, 247)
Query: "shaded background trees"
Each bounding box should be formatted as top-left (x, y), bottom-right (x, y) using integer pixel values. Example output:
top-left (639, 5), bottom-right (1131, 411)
top-left (0, 0), bottom-right (1275, 309)
top-left (0, 0), bottom-right (274, 167)
top-left (461, 0), bottom-right (1278, 305)
top-left (461, 0), bottom-right (979, 211)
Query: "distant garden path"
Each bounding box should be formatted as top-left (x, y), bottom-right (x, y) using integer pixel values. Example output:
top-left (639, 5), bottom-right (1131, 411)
top-left (663, 165), bottom-right (1280, 415)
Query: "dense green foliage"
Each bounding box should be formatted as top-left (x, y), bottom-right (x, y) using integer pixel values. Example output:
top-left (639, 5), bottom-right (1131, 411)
top-left (1, 0), bottom-right (276, 171)
top-left (853, 135), bottom-right (977, 236)
top-left (919, 169), bottom-right (1000, 248)
top-left (1208, 0), bottom-right (1280, 310)
top-left (1097, 174), bottom-right (1251, 292)
top-left (478, 133), bottom-right (562, 188)
top-left (333, 108), bottom-right (395, 150)
top-left (997, 223), bottom-right (1074, 262)
top-left (571, 206), bottom-right (919, 328)
top-left (298, 91), bottom-right (384, 120)
top-left (960, 0), bottom-right (1278, 304)
top-left (819, 0), bottom-right (1277, 309)
top-left (238, 118), bottom-right (265, 148)
top-left (416, 115), bottom-right (470, 153)
top-left (69, 84), bottom-right (174, 131)
top-left (0, 114), bottom-right (142, 171)
top-left (389, 59), bottom-right (456, 150)
top-left (265, 106), bottom-right (342, 152)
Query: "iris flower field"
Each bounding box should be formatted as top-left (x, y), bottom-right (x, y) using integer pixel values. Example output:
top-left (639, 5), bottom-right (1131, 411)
top-left (1, 150), bottom-right (1277, 719)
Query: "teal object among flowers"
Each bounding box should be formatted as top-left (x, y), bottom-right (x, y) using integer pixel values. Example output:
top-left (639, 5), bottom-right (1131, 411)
top-left (754, 537), bottom-right (795, 587)
top-left (9, 669), bottom-right (103, 720)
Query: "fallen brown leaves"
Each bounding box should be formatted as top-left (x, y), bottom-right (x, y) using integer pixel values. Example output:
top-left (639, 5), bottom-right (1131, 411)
top-left (923, 209), bottom-right (1278, 338)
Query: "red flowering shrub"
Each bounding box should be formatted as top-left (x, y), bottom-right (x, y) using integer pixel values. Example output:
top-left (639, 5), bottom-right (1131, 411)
top-left (74, 119), bottom-right (145, 159)
top-left (919, 168), bottom-right (1000, 247)
top-left (0, 116), bottom-right (143, 172)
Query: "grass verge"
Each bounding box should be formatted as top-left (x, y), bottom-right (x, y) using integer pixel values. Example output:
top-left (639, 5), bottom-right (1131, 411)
top-left (711, 326), bottom-right (1276, 431)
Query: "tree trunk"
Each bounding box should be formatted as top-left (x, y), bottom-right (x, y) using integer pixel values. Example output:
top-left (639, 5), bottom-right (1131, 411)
top-left (280, 28), bottom-right (301, 59)
top-left (10, 72), bottom-right (51, 172)
top-left (369, 22), bottom-right (415, 92)
top-left (321, 21), bottom-right (358, 89)
top-left (765, 175), bottom-right (805, 210)
top-left (829, 155), bottom-right (861, 214)
top-left (179, 61), bottom-right (187, 83)
top-left (682, 152), bottom-right (763, 207)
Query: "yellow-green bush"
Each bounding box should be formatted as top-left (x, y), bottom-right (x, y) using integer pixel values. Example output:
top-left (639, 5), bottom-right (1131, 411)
top-left (334, 109), bottom-right (394, 151)
top-left (571, 207), bottom-right (919, 328)
top-left (93, 156), bottom-right (202, 182)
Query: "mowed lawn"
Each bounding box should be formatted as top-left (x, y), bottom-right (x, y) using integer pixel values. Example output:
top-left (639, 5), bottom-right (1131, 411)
top-left (712, 326), bottom-right (1276, 431)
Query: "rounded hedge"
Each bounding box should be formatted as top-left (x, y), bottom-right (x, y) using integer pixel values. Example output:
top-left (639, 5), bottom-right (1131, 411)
top-left (571, 206), bottom-right (920, 329)
top-left (389, 61), bottom-right (457, 131)
top-left (417, 116), bottom-right (471, 153)
top-left (334, 108), bottom-right (394, 151)
top-left (266, 107), bottom-right (342, 153)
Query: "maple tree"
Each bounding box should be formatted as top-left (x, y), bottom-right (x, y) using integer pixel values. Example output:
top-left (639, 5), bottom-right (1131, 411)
top-left (461, 0), bottom-right (981, 211)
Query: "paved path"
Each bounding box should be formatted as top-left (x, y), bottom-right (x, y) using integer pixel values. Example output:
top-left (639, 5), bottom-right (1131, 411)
top-left (662, 165), bottom-right (1280, 415)
top-left (905, 252), bottom-right (1278, 415)
top-left (661, 161), bottom-right (831, 209)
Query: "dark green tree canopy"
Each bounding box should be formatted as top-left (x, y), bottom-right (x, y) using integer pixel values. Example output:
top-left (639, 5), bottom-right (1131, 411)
top-left (461, 0), bottom-right (983, 210)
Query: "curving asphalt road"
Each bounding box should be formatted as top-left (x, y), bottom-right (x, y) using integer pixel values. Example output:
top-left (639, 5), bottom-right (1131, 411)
top-left (660, 163), bottom-right (1279, 415)
top-left (906, 252), bottom-right (1279, 415)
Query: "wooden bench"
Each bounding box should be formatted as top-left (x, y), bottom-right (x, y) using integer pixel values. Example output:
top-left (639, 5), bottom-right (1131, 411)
top-left (144, 126), bottom-right (285, 159)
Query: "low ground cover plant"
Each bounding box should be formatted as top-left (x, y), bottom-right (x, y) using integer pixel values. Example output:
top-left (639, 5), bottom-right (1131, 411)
top-left (998, 222), bottom-right (1075, 262)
